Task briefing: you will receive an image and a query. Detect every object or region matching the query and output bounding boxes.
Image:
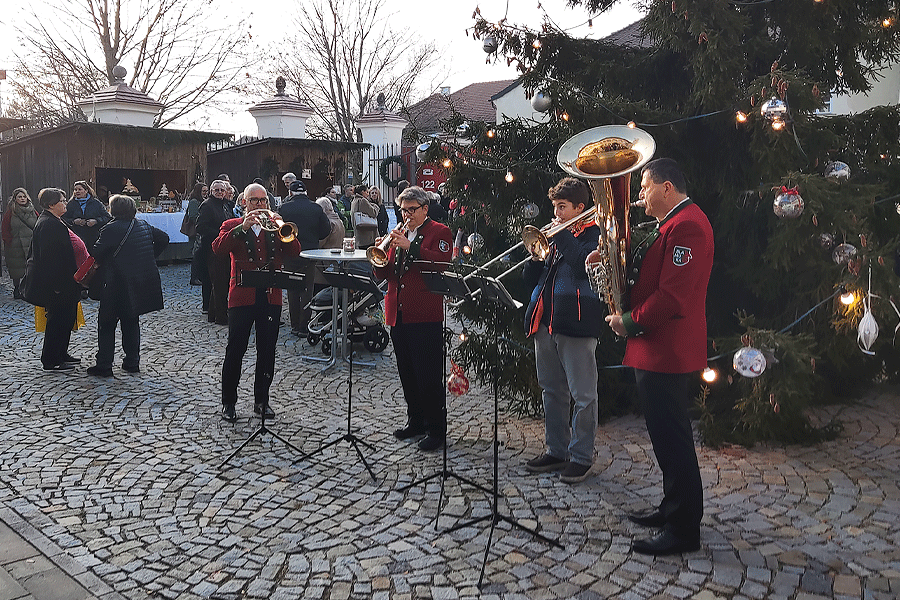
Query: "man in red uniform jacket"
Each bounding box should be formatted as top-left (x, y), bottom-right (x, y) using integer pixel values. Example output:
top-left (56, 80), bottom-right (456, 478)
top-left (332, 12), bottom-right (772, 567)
top-left (373, 186), bottom-right (452, 451)
top-left (603, 158), bottom-right (713, 556)
top-left (212, 183), bottom-right (301, 422)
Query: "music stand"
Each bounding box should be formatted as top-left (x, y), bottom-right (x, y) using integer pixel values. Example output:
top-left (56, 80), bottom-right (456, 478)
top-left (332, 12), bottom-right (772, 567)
top-left (444, 274), bottom-right (561, 588)
top-left (400, 272), bottom-right (493, 517)
top-left (219, 269), bottom-right (306, 469)
top-left (295, 267), bottom-right (382, 481)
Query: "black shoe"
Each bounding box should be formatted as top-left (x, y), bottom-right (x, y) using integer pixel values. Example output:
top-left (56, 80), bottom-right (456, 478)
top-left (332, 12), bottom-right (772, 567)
top-left (524, 453), bottom-right (568, 473)
top-left (559, 461), bottom-right (592, 484)
top-left (190, 279), bottom-right (202, 286)
top-left (43, 362), bottom-right (77, 372)
top-left (222, 404), bottom-right (237, 423)
top-left (632, 530), bottom-right (700, 556)
top-left (86, 365), bottom-right (114, 377)
top-left (627, 509), bottom-right (667, 528)
top-left (254, 403), bottom-right (275, 419)
top-left (13, 289), bottom-right (22, 300)
top-left (393, 424), bottom-right (426, 440)
top-left (417, 434), bottom-right (444, 451)
top-left (122, 364), bottom-right (140, 373)
top-left (64, 354), bottom-right (81, 363)
top-left (202, 308), bottom-right (209, 314)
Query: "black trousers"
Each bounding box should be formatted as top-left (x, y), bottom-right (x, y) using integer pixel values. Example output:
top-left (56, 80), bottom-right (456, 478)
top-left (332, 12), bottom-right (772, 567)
top-left (221, 301), bottom-right (281, 408)
top-left (390, 320), bottom-right (446, 436)
top-left (207, 252), bottom-right (230, 325)
top-left (284, 257), bottom-right (315, 331)
top-left (633, 369), bottom-right (703, 540)
top-left (42, 298), bottom-right (78, 368)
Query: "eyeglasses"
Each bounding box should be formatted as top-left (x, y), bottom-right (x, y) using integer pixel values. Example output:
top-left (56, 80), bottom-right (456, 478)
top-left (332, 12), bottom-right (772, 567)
top-left (399, 205), bottom-right (424, 215)
top-left (246, 196), bottom-right (267, 203)
top-left (211, 187), bottom-right (226, 193)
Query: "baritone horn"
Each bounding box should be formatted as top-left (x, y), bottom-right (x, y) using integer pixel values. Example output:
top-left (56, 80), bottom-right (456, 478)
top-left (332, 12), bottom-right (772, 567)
top-left (246, 209), bottom-right (298, 243)
top-left (367, 220), bottom-right (408, 267)
top-left (557, 125), bottom-right (656, 315)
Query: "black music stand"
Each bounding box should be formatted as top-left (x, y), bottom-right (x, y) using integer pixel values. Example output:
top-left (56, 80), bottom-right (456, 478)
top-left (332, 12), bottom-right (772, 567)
top-left (219, 268), bottom-right (306, 469)
top-left (445, 274), bottom-right (561, 588)
top-left (295, 267), bottom-right (381, 481)
top-left (400, 272), bottom-right (493, 518)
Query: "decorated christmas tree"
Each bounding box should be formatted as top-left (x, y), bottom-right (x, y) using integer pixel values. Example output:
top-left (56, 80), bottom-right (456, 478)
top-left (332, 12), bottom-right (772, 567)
top-left (425, 0), bottom-right (900, 445)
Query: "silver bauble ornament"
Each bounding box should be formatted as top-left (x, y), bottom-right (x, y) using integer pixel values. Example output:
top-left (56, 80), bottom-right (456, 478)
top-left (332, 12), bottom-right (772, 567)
top-left (455, 122), bottom-right (471, 138)
top-left (760, 97), bottom-right (788, 122)
top-left (832, 243), bottom-right (858, 265)
top-left (733, 346), bottom-right (767, 378)
top-left (482, 35), bottom-right (498, 54)
top-left (415, 142), bottom-right (431, 162)
top-left (531, 91), bottom-right (552, 113)
top-left (467, 233), bottom-right (484, 252)
top-left (824, 161), bottom-right (851, 183)
top-left (773, 189), bottom-right (804, 218)
top-left (522, 202), bottom-right (540, 220)
top-left (858, 309), bottom-right (878, 355)
top-left (818, 232), bottom-right (834, 249)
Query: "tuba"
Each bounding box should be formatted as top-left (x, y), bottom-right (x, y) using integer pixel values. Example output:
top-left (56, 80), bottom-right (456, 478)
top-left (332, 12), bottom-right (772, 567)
top-left (557, 125), bottom-right (655, 315)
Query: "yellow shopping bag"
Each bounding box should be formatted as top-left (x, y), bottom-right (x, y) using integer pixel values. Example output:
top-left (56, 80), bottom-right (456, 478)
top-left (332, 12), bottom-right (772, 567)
top-left (34, 303), bottom-right (86, 333)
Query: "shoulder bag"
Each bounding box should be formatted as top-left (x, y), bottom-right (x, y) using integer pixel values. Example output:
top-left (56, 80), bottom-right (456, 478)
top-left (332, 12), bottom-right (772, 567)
top-left (75, 220), bottom-right (134, 287)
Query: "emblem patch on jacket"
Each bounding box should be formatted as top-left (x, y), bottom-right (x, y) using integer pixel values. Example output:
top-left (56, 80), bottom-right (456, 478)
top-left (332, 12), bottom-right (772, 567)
top-left (673, 246), bottom-right (692, 266)
top-left (438, 240), bottom-right (449, 252)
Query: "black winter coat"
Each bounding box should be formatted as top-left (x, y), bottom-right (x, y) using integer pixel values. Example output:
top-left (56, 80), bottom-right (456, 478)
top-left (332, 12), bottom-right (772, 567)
top-left (92, 218), bottom-right (169, 319)
top-left (21, 212), bottom-right (80, 307)
top-left (277, 194), bottom-right (331, 251)
top-left (196, 197), bottom-right (230, 250)
top-left (62, 195), bottom-right (111, 251)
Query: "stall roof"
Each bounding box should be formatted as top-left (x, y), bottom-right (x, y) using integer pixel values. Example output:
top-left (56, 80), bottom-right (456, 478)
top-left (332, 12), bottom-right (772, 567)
top-left (0, 121), bottom-right (231, 150)
top-left (0, 118), bottom-right (28, 134)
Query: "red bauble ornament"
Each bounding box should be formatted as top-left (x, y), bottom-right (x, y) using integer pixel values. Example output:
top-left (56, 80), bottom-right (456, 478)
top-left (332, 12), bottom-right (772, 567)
top-left (447, 361), bottom-right (470, 397)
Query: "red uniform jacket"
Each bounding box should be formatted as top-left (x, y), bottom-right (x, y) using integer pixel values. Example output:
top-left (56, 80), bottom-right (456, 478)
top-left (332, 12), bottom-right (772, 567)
top-left (622, 201), bottom-right (713, 374)
top-left (211, 218), bottom-right (301, 308)
top-left (373, 218), bottom-right (452, 326)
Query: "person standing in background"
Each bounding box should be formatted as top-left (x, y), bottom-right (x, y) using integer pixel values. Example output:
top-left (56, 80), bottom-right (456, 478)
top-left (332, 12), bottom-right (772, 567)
top-left (2, 188), bottom-right (40, 299)
top-left (62, 180), bottom-right (110, 253)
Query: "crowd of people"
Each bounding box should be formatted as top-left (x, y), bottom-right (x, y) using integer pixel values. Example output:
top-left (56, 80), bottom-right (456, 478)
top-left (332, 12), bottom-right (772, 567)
top-left (2, 158), bottom-right (715, 557)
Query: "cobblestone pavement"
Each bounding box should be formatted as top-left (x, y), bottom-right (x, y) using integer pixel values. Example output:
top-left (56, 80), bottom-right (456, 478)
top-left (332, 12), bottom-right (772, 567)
top-left (0, 263), bottom-right (898, 600)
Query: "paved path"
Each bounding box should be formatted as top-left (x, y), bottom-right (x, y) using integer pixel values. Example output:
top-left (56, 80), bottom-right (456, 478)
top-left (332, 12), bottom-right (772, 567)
top-left (0, 263), bottom-right (898, 600)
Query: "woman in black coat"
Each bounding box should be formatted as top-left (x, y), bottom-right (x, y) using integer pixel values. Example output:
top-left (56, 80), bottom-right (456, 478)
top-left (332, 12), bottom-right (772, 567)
top-left (21, 188), bottom-right (87, 371)
top-left (62, 180), bottom-right (111, 253)
top-left (87, 195), bottom-right (169, 377)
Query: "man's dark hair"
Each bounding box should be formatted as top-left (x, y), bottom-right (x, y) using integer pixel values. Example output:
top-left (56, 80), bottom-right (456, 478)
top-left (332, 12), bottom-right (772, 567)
top-left (353, 184), bottom-right (368, 195)
top-left (217, 173), bottom-right (230, 182)
top-left (252, 177), bottom-right (265, 186)
top-left (38, 187), bottom-right (66, 209)
top-left (109, 194), bottom-right (137, 219)
top-left (642, 158), bottom-right (687, 194)
top-left (547, 177), bottom-right (590, 208)
top-left (397, 179), bottom-right (410, 194)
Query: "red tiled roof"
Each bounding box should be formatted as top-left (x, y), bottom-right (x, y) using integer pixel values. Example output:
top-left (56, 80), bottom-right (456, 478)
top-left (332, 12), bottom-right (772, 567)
top-left (403, 79), bottom-right (517, 135)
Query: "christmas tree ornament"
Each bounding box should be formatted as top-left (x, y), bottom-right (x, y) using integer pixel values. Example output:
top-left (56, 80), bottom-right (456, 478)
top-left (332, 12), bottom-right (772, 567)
top-left (818, 232), bottom-right (834, 249)
top-left (482, 35), bottom-right (498, 54)
top-left (455, 122), bottom-right (471, 138)
top-left (773, 186), bottom-right (804, 218)
top-left (832, 243), bottom-right (858, 265)
top-left (760, 97), bottom-right (787, 122)
top-left (522, 202), bottom-right (540, 220)
top-left (447, 361), bottom-right (470, 396)
top-left (415, 142), bottom-right (431, 162)
top-left (733, 346), bottom-right (767, 377)
top-left (858, 266), bottom-right (879, 355)
top-left (467, 233), bottom-right (484, 252)
top-left (824, 161), bottom-right (851, 183)
top-left (531, 91), bottom-right (552, 113)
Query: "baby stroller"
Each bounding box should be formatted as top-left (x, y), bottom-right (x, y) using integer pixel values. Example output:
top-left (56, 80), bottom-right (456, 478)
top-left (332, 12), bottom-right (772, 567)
top-left (306, 261), bottom-right (390, 355)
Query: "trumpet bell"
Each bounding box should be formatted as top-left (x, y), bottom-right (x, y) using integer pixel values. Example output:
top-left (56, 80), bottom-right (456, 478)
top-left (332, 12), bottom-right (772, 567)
top-left (279, 222), bottom-right (298, 244)
top-left (366, 246), bottom-right (389, 267)
top-left (558, 125), bottom-right (656, 180)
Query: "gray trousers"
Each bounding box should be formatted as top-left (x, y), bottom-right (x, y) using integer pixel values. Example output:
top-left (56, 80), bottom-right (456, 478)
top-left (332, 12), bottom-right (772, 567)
top-left (534, 324), bottom-right (598, 466)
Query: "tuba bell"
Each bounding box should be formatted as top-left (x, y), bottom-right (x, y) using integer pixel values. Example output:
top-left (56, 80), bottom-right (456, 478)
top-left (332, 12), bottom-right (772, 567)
top-left (557, 125), bottom-right (655, 315)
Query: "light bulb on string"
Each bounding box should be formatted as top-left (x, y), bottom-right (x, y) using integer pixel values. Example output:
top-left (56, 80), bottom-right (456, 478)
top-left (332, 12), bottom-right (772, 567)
top-left (532, 39), bottom-right (542, 49)
top-left (442, 158), bottom-right (453, 168)
top-left (702, 367), bottom-right (717, 383)
top-left (884, 18), bottom-right (893, 27)
top-left (486, 129), bottom-right (495, 139)
top-left (840, 290), bottom-right (856, 305)
top-left (771, 119), bottom-right (785, 131)
top-left (627, 121), bottom-right (636, 129)
top-left (459, 329), bottom-right (469, 342)
top-left (560, 112), bottom-right (570, 121)
top-left (463, 245), bottom-right (472, 255)
top-left (736, 111), bottom-right (748, 123)
top-left (505, 170), bottom-right (514, 183)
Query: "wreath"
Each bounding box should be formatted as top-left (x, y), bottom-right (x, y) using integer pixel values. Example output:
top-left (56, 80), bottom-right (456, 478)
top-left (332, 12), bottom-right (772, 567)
top-left (379, 156), bottom-right (409, 188)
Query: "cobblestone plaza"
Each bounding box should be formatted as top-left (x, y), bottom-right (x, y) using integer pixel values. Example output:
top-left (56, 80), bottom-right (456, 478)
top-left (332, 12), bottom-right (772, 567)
top-left (0, 264), bottom-right (898, 599)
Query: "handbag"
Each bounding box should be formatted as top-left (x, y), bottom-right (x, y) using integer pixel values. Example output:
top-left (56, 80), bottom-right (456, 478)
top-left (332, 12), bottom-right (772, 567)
top-left (180, 211), bottom-right (196, 237)
top-left (75, 220), bottom-right (134, 288)
top-left (353, 211), bottom-right (378, 229)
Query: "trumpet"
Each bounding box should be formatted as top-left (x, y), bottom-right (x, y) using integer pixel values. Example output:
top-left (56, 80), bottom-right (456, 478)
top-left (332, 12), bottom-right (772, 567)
top-left (367, 219), bottom-right (408, 267)
top-left (245, 209), bottom-right (298, 243)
